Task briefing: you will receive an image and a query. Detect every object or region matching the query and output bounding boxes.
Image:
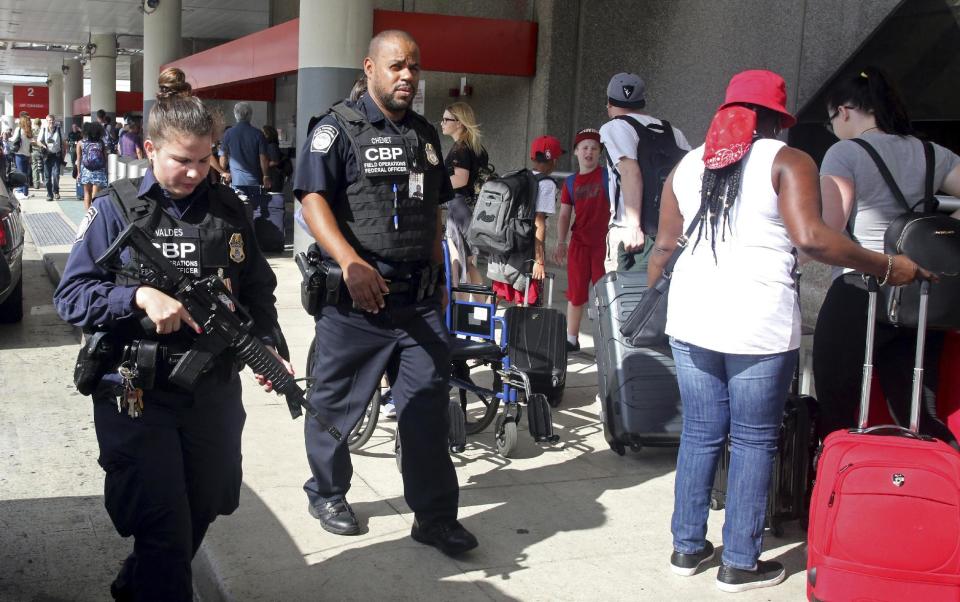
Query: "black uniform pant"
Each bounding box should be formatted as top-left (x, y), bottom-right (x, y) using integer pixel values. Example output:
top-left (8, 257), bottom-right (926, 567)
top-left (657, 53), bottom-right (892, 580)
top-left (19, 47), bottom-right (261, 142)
top-left (303, 299), bottom-right (459, 523)
top-left (92, 373), bottom-right (246, 602)
top-left (813, 274), bottom-right (956, 447)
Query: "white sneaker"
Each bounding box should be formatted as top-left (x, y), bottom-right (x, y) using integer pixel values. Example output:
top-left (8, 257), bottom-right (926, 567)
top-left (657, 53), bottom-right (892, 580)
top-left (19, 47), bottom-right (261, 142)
top-left (384, 401), bottom-right (397, 419)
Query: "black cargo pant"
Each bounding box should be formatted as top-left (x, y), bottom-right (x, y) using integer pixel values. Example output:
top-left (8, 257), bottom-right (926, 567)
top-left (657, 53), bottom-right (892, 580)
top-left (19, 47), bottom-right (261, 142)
top-left (92, 373), bottom-right (245, 602)
top-left (303, 298), bottom-right (459, 523)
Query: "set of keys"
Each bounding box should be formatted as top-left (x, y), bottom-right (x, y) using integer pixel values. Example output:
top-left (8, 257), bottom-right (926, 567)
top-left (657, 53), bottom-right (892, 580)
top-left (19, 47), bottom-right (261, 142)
top-left (117, 362), bottom-right (145, 418)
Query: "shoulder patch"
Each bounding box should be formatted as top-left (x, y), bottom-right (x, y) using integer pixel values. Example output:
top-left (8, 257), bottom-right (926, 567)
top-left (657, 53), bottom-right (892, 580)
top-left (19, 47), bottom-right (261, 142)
top-left (74, 206), bottom-right (98, 243)
top-left (311, 124), bottom-right (339, 154)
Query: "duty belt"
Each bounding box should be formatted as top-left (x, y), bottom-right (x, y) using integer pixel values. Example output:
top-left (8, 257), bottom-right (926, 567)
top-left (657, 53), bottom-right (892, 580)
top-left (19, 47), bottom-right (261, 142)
top-left (119, 339), bottom-right (236, 390)
top-left (341, 263), bottom-right (442, 308)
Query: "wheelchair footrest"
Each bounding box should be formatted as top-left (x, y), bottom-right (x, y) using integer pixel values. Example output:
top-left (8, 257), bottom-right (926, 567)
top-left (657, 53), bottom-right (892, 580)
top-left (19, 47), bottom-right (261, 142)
top-left (447, 399), bottom-right (466, 452)
top-left (526, 393), bottom-right (558, 443)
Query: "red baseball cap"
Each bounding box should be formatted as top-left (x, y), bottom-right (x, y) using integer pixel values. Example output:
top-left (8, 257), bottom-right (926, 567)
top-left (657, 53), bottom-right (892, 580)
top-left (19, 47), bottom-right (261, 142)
top-left (719, 69), bottom-right (796, 128)
top-left (530, 135), bottom-right (565, 161)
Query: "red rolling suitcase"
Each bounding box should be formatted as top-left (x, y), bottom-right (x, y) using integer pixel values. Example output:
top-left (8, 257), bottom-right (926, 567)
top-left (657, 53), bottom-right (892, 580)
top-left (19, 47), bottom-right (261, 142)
top-left (807, 279), bottom-right (960, 601)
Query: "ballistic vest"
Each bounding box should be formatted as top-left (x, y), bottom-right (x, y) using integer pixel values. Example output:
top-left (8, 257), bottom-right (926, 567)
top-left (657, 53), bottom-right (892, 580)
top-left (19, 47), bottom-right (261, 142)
top-left (108, 178), bottom-right (252, 346)
top-left (328, 102), bottom-right (442, 263)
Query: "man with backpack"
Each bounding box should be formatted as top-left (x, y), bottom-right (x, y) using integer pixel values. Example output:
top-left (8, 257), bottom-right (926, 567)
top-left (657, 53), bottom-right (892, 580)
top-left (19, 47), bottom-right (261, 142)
top-left (97, 109), bottom-right (119, 155)
top-left (38, 114), bottom-right (65, 201)
top-left (600, 72), bottom-right (691, 272)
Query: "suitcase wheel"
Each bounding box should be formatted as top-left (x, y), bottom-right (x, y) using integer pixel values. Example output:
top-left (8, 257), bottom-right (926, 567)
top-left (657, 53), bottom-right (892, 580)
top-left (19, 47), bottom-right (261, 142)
top-left (609, 441), bottom-right (626, 456)
top-left (495, 414), bottom-right (519, 457)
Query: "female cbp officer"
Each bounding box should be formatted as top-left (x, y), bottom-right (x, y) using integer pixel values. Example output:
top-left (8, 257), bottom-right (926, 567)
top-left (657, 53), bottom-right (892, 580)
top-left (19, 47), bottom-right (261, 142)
top-left (54, 68), bottom-right (290, 602)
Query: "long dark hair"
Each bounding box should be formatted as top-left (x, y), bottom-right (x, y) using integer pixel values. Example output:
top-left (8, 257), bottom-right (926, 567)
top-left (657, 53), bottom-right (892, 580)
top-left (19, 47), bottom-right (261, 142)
top-left (825, 66), bottom-right (913, 136)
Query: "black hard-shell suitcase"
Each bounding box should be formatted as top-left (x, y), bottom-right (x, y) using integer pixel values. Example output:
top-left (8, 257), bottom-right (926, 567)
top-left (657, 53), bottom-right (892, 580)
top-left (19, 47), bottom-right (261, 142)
top-left (504, 305), bottom-right (567, 407)
top-left (253, 191), bottom-right (285, 252)
top-left (710, 393), bottom-right (818, 536)
top-left (594, 270), bottom-right (682, 454)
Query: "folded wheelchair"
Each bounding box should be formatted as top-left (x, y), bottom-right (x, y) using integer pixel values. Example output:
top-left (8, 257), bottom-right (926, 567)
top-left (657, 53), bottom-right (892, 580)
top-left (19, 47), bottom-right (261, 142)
top-left (443, 241), bottom-right (565, 457)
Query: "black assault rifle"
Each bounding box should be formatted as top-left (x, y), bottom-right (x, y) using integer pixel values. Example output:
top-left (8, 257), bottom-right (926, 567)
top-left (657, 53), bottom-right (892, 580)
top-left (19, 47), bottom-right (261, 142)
top-left (96, 223), bottom-right (341, 441)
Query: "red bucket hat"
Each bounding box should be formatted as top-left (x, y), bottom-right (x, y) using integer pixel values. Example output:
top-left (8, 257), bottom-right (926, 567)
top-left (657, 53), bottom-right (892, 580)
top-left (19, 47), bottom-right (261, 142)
top-left (719, 70), bottom-right (796, 129)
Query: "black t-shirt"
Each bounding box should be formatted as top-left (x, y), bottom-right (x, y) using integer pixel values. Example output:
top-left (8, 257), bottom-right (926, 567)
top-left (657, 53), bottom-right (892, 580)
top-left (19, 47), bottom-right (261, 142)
top-left (444, 141), bottom-right (487, 197)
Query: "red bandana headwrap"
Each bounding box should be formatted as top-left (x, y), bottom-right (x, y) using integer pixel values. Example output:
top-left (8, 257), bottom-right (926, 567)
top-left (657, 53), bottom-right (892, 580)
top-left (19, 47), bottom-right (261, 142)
top-left (702, 105), bottom-right (757, 170)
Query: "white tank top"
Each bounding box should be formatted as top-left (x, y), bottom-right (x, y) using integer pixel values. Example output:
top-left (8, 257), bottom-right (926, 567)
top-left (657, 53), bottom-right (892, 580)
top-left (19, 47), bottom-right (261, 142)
top-left (666, 139), bottom-right (800, 354)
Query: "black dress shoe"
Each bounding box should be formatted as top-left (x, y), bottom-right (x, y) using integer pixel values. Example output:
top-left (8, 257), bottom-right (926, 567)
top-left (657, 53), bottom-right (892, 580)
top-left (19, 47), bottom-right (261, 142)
top-left (308, 499), bottom-right (360, 535)
top-left (109, 553), bottom-right (137, 601)
top-left (411, 519), bottom-right (478, 556)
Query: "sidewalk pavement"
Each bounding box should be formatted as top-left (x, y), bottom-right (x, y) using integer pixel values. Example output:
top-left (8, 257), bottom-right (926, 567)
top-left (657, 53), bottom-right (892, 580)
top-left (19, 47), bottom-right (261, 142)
top-left (5, 173), bottom-right (808, 601)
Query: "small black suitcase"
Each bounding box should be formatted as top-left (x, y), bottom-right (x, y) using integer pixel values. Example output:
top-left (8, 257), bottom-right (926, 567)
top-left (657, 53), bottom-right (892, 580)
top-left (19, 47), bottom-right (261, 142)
top-left (710, 393), bottom-right (817, 535)
top-left (594, 271), bottom-right (682, 454)
top-left (504, 305), bottom-right (567, 407)
top-left (252, 191), bottom-right (285, 252)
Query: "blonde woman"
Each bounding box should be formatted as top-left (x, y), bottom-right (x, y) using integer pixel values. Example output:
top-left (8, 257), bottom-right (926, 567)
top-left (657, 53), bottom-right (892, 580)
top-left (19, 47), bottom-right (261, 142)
top-left (440, 102), bottom-right (489, 288)
top-left (10, 113), bottom-right (33, 197)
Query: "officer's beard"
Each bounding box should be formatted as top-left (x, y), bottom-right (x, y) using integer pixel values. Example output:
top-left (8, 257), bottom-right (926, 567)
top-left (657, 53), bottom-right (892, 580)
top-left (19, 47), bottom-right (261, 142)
top-left (374, 86), bottom-right (412, 115)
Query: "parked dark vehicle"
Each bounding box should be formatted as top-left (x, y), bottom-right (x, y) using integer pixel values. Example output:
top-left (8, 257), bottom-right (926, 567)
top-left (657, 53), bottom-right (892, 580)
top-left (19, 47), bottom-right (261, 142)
top-left (0, 169), bottom-right (27, 323)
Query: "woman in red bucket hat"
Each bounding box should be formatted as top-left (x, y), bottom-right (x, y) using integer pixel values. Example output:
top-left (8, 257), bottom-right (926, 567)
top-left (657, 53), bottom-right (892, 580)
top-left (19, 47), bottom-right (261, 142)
top-left (647, 69), bottom-right (932, 592)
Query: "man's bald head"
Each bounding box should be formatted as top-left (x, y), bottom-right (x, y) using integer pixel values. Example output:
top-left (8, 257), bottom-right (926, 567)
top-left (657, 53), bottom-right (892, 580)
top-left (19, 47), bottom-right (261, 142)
top-left (368, 30), bottom-right (418, 59)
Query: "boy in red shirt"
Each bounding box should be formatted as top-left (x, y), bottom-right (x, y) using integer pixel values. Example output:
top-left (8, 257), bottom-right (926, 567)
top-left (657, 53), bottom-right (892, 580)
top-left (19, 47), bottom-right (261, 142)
top-left (553, 128), bottom-right (610, 351)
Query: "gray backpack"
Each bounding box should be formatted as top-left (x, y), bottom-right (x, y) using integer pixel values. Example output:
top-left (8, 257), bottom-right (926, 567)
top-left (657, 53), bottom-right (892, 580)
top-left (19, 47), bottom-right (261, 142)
top-left (466, 169), bottom-right (548, 256)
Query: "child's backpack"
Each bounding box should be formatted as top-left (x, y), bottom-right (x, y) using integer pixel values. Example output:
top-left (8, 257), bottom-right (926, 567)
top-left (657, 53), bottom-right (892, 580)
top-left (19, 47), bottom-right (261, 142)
top-left (83, 141), bottom-right (106, 171)
top-left (467, 169), bottom-right (549, 256)
top-left (609, 116), bottom-right (686, 236)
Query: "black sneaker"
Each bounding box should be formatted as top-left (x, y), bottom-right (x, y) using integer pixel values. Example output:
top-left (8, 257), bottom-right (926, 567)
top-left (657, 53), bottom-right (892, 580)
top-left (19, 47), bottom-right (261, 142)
top-left (670, 540), bottom-right (715, 576)
top-left (716, 559), bottom-right (786, 593)
top-left (565, 340), bottom-right (580, 352)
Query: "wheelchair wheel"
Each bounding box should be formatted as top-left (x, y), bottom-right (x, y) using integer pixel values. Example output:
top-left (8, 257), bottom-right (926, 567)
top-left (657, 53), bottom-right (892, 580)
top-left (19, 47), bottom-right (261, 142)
top-left (348, 389), bottom-right (381, 452)
top-left (451, 360), bottom-right (501, 435)
top-left (494, 414), bottom-right (519, 457)
top-left (308, 334), bottom-right (381, 452)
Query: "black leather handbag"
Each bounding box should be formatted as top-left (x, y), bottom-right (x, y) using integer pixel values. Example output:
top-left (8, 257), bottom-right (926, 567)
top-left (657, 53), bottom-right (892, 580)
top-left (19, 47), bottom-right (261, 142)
top-left (851, 138), bottom-right (960, 330)
top-left (620, 206), bottom-right (704, 347)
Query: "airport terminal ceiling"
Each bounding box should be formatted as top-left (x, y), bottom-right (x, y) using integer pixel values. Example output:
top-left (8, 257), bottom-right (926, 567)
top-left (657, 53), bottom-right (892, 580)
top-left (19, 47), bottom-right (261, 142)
top-left (0, 0), bottom-right (270, 81)
top-left (792, 0), bottom-right (960, 163)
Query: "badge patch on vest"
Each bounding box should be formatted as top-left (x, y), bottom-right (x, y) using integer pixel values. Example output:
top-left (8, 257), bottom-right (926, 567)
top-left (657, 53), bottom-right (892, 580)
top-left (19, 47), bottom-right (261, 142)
top-left (154, 226), bottom-right (201, 276)
top-left (424, 143), bottom-right (439, 166)
top-left (228, 232), bottom-right (245, 263)
top-left (74, 206), bottom-right (98, 243)
top-left (311, 124), bottom-right (339, 154)
top-left (360, 136), bottom-right (409, 176)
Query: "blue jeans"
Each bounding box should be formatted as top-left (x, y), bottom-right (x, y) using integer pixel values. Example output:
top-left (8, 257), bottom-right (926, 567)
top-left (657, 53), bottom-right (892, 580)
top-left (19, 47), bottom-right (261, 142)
top-left (13, 154), bottom-right (30, 195)
top-left (670, 338), bottom-right (796, 569)
top-left (43, 153), bottom-right (61, 197)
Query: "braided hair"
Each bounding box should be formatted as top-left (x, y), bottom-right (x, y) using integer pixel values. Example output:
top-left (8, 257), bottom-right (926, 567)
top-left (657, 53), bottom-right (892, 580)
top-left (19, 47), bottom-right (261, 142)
top-left (693, 105), bottom-right (781, 261)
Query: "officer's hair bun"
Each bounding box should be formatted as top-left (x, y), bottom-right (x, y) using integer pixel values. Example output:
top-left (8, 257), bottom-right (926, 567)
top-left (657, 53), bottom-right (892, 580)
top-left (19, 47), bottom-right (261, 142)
top-left (156, 68), bottom-right (193, 100)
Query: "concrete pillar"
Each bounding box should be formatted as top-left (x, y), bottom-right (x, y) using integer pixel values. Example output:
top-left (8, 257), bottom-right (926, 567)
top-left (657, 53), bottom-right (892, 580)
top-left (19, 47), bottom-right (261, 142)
top-left (62, 58), bottom-right (83, 127)
top-left (294, 0), bottom-right (372, 254)
top-left (90, 33), bottom-right (117, 119)
top-left (47, 74), bottom-right (63, 120)
top-left (129, 56), bottom-right (144, 93)
top-left (142, 0), bottom-right (181, 123)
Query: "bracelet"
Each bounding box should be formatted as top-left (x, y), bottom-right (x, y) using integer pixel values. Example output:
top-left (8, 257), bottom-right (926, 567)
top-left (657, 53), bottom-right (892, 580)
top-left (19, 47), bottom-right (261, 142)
top-left (878, 254), bottom-right (894, 286)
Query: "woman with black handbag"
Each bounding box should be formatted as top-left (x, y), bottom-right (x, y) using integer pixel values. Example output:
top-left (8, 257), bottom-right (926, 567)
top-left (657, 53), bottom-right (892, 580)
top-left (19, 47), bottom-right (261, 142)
top-left (649, 70), bottom-right (930, 593)
top-left (815, 67), bottom-right (960, 446)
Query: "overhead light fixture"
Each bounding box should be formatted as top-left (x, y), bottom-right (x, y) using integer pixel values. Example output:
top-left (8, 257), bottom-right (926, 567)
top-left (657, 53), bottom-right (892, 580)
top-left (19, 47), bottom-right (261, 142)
top-left (141, 0), bottom-right (160, 14)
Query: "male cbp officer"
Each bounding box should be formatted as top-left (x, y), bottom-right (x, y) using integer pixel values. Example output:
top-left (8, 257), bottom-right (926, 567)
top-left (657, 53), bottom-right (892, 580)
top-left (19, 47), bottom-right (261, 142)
top-left (295, 30), bottom-right (477, 556)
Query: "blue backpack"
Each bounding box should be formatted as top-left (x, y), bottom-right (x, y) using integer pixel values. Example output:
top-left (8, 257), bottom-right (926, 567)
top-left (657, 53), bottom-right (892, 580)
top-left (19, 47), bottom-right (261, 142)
top-left (83, 141), bottom-right (106, 171)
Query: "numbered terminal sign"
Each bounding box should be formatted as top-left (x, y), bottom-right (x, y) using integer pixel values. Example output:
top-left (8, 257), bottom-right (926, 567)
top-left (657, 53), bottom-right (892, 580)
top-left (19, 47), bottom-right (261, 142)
top-left (13, 85), bottom-right (49, 118)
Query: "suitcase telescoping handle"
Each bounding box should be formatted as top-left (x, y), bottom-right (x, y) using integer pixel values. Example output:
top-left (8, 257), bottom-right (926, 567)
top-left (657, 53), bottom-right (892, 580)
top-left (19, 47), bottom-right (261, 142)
top-left (857, 276), bottom-right (931, 434)
top-left (521, 272), bottom-right (555, 308)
